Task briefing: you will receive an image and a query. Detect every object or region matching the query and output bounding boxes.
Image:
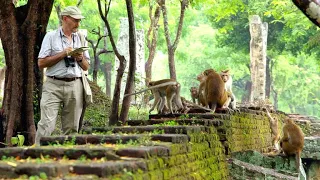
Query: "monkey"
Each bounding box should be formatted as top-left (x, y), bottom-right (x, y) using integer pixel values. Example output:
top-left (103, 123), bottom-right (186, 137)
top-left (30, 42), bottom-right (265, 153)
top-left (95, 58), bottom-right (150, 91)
top-left (124, 79), bottom-right (184, 114)
top-left (196, 72), bottom-right (207, 106)
top-left (265, 108), bottom-right (280, 151)
top-left (148, 79), bottom-right (181, 114)
top-left (280, 117), bottom-right (304, 172)
top-left (203, 69), bottom-right (232, 112)
top-left (189, 87), bottom-right (199, 104)
top-left (220, 70), bottom-right (237, 110)
top-left (168, 82), bottom-right (184, 113)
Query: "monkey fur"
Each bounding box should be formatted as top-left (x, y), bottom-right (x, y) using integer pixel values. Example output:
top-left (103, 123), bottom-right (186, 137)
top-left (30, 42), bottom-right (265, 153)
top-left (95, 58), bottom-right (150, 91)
top-left (203, 69), bottom-right (231, 112)
top-left (280, 118), bottom-right (304, 171)
top-left (220, 70), bottom-right (237, 110)
top-left (145, 79), bottom-right (184, 114)
top-left (196, 72), bottom-right (207, 106)
top-left (190, 87), bottom-right (199, 104)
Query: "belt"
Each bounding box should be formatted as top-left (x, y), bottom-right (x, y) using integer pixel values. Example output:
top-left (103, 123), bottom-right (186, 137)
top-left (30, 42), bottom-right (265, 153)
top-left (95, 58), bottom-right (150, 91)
top-left (48, 76), bottom-right (81, 82)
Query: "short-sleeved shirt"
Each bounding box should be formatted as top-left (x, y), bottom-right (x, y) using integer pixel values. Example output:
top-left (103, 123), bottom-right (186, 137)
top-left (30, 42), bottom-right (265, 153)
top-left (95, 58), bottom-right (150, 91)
top-left (38, 27), bottom-right (90, 78)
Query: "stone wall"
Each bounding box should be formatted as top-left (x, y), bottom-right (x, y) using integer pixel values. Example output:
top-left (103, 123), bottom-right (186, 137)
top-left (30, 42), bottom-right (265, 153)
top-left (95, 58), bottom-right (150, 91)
top-left (0, 109), bottom-right (314, 180)
top-left (106, 126), bottom-right (228, 180)
top-left (224, 109), bottom-right (283, 154)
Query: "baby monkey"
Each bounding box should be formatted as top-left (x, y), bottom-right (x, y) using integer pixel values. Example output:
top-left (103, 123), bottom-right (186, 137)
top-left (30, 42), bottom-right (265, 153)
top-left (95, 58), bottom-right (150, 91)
top-left (189, 87), bottom-right (199, 104)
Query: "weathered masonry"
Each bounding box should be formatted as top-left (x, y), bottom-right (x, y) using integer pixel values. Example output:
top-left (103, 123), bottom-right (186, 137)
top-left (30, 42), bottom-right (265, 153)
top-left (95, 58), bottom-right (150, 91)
top-left (0, 108), bottom-right (318, 179)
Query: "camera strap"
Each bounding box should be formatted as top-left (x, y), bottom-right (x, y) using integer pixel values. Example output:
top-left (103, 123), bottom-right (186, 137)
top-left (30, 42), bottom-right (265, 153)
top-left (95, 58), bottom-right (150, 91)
top-left (60, 30), bottom-right (75, 52)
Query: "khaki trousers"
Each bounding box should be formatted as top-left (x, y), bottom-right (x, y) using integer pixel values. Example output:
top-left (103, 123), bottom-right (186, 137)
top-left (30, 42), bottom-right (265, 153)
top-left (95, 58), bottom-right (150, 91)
top-left (35, 78), bottom-right (83, 145)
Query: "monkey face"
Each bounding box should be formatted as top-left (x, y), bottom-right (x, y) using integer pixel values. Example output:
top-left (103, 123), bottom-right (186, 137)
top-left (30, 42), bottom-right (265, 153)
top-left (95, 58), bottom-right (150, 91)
top-left (221, 74), bottom-right (229, 82)
top-left (190, 87), bottom-right (198, 95)
top-left (197, 73), bottom-right (205, 81)
top-left (220, 70), bottom-right (230, 83)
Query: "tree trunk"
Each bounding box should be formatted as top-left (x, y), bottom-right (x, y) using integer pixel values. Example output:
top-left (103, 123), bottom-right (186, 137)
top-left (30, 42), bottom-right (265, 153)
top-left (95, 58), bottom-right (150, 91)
top-left (271, 87), bottom-right (278, 110)
top-left (0, 0), bottom-right (54, 145)
top-left (158, 0), bottom-right (188, 80)
top-left (105, 62), bottom-right (112, 97)
top-left (292, 0), bottom-right (320, 28)
top-left (144, 4), bottom-right (160, 105)
top-left (265, 56), bottom-right (271, 99)
top-left (119, 0), bottom-right (136, 124)
top-left (241, 80), bottom-right (252, 103)
top-left (87, 28), bottom-right (110, 84)
top-left (55, 4), bottom-right (62, 26)
top-left (98, 0), bottom-right (127, 126)
top-left (92, 50), bottom-right (99, 83)
top-left (168, 49), bottom-right (176, 79)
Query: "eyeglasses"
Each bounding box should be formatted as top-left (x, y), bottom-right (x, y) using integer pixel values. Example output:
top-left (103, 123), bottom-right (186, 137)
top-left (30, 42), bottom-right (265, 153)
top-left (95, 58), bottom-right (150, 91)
top-left (67, 16), bottom-right (81, 23)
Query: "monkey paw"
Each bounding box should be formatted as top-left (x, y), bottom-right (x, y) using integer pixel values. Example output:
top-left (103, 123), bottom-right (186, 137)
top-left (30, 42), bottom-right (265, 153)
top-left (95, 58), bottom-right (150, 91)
top-left (233, 108), bottom-right (240, 113)
top-left (225, 107), bottom-right (234, 114)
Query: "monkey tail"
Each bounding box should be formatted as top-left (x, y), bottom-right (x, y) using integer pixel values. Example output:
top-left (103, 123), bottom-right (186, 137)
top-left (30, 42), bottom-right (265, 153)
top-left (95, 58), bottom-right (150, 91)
top-left (123, 81), bottom-right (178, 98)
top-left (295, 151), bottom-right (301, 171)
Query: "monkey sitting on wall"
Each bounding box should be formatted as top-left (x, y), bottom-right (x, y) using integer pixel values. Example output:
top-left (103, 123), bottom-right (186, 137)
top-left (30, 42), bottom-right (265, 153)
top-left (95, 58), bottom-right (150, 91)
top-left (196, 72), bottom-right (207, 107)
top-left (190, 87), bottom-right (199, 104)
top-left (280, 117), bottom-right (304, 172)
top-left (220, 70), bottom-right (237, 110)
top-left (203, 69), bottom-right (232, 112)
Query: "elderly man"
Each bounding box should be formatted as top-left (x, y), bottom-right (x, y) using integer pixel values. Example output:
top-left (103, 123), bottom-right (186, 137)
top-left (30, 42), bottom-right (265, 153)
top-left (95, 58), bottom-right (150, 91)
top-left (35, 6), bottom-right (90, 145)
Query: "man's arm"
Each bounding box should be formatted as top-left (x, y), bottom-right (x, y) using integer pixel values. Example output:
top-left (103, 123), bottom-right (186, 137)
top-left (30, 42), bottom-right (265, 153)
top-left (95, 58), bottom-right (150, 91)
top-left (38, 48), bottom-right (72, 69)
top-left (77, 56), bottom-right (90, 71)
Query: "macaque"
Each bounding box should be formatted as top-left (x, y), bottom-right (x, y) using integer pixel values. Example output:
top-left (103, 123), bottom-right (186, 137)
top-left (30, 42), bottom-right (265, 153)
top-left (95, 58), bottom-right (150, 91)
top-left (265, 108), bottom-right (280, 151)
top-left (124, 79), bottom-right (184, 114)
top-left (196, 72), bottom-right (207, 106)
top-left (203, 69), bottom-right (231, 112)
top-left (189, 87), bottom-right (199, 104)
top-left (220, 70), bottom-right (237, 110)
top-left (280, 118), bottom-right (304, 171)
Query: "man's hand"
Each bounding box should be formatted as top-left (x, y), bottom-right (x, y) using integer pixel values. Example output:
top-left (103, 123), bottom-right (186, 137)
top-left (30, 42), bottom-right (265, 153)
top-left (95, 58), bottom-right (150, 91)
top-left (72, 53), bottom-right (84, 62)
top-left (64, 47), bottom-right (73, 57)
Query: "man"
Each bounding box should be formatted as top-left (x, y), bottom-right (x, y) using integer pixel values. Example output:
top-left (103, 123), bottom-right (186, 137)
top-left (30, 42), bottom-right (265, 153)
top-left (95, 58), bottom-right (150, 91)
top-left (35, 6), bottom-right (90, 145)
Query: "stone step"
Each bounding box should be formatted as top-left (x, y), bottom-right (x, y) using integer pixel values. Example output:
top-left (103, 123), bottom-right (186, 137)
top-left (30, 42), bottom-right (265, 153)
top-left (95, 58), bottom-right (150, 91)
top-left (228, 158), bottom-right (297, 180)
top-left (83, 125), bottom-right (207, 134)
top-left (0, 145), bottom-right (171, 160)
top-left (82, 125), bottom-right (227, 142)
top-left (0, 146), bottom-right (119, 160)
top-left (149, 112), bottom-right (232, 120)
top-left (126, 118), bottom-right (223, 126)
top-left (40, 134), bottom-right (189, 146)
top-left (0, 159), bottom-right (146, 179)
top-left (302, 136), bottom-right (320, 159)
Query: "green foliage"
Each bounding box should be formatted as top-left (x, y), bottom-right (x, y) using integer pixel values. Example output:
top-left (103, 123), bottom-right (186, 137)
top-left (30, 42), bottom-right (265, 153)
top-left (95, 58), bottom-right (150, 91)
top-left (11, 134), bottom-right (25, 146)
top-left (271, 52), bottom-right (320, 118)
top-left (22, 0), bottom-right (320, 126)
top-left (128, 105), bottom-right (149, 120)
top-left (63, 136), bottom-right (76, 146)
top-left (14, 0), bottom-right (28, 7)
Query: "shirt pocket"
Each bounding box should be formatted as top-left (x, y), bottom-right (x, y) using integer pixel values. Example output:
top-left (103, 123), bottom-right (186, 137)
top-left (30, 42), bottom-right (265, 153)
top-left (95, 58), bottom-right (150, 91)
top-left (51, 41), bottom-right (64, 56)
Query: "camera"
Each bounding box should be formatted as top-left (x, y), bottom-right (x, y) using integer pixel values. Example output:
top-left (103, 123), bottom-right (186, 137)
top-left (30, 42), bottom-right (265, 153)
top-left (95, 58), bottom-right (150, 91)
top-left (64, 56), bottom-right (76, 67)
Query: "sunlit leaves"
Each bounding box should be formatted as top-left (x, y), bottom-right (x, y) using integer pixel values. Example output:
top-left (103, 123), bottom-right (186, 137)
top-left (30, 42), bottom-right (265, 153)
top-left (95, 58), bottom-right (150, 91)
top-left (13, 0), bottom-right (27, 7)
